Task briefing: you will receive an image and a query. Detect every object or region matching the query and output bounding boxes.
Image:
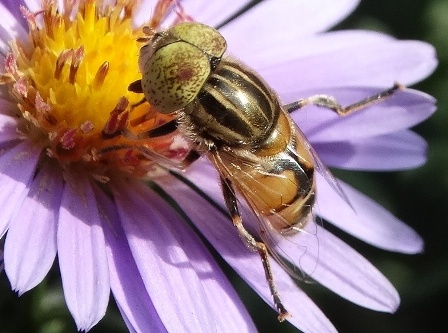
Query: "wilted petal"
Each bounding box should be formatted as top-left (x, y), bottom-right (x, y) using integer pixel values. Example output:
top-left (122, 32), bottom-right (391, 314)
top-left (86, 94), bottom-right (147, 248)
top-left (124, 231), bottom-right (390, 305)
top-left (4, 161), bottom-right (62, 294)
top-left (314, 130), bottom-right (428, 170)
top-left (222, 0), bottom-right (360, 49)
top-left (0, 140), bottom-right (41, 238)
top-left (58, 170), bottom-right (110, 332)
top-left (112, 178), bottom-right (216, 333)
top-left (93, 184), bottom-right (168, 333)
top-left (316, 173), bottom-right (424, 253)
top-left (287, 88), bottom-right (436, 143)
top-left (155, 167), bottom-right (337, 333)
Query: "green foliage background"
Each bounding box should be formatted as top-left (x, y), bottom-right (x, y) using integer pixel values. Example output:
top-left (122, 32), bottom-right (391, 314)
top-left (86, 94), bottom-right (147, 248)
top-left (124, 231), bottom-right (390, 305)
top-left (0, 0), bottom-right (446, 332)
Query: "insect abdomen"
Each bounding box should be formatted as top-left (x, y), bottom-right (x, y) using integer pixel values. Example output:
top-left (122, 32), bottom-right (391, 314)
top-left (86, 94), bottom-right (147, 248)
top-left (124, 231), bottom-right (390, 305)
top-left (217, 111), bottom-right (316, 231)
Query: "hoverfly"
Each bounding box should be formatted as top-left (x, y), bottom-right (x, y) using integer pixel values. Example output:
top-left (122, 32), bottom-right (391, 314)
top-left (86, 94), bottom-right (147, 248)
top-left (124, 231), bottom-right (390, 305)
top-left (128, 21), bottom-right (401, 321)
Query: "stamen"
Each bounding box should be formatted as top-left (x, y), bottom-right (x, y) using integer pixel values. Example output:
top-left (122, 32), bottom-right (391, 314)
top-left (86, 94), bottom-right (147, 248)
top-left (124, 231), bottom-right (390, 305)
top-left (94, 62), bottom-right (110, 89)
top-left (80, 121), bottom-right (94, 134)
top-left (102, 97), bottom-right (130, 136)
top-left (5, 53), bottom-right (18, 77)
top-left (19, 5), bottom-right (39, 30)
top-left (122, 1), bottom-right (134, 18)
top-left (69, 46), bottom-right (85, 84)
top-left (55, 50), bottom-right (73, 79)
top-left (64, 0), bottom-right (76, 16)
top-left (13, 77), bottom-right (28, 98)
top-left (173, 0), bottom-right (193, 24)
top-left (114, 96), bottom-right (130, 114)
top-left (117, 110), bottom-right (130, 132)
top-left (60, 128), bottom-right (78, 150)
top-left (0, 54), bottom-right (18, 84)
top-left (2, 0), bottom-right (184, 178)
top-left (103, 111), bottom-right (119, 136)
top-left (149, 0), bottom-right (176, 30)
top-left (35, 92), bottom-right (57, 125)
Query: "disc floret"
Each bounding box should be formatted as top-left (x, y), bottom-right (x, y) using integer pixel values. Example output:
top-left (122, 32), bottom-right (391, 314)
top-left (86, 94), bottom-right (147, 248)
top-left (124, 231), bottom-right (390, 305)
top-left (1, 0), bottom-right (183, 179)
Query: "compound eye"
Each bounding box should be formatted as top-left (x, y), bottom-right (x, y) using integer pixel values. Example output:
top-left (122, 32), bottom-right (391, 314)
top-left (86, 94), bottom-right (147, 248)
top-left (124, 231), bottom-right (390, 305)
top-left (141, 41), bottom-right (211, 114)
top-left (171, 22), bottom-right (227, 59)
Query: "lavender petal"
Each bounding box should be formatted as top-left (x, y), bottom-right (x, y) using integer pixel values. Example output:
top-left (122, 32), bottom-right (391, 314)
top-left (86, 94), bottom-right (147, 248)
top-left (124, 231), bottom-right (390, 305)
top-left (314, 130), bottom-right (428, 170)
top-left (58, 170), bottom-right (110, 332)
top-left (316, 173), bottom-right (424, 254)
top-left (0, 140), bottom-right (41, 238)
top-left (4, 161), bottom-right (62, 294)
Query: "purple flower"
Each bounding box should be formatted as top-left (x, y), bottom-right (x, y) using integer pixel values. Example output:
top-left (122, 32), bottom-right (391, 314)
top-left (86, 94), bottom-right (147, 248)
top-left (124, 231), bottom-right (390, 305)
top-left (0, 0), bottom-right (436, 333)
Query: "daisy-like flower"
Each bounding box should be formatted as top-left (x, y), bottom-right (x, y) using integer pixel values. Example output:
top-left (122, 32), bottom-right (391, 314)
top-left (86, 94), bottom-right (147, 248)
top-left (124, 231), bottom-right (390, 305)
top-left (0, 0), bottom-right (437, 332)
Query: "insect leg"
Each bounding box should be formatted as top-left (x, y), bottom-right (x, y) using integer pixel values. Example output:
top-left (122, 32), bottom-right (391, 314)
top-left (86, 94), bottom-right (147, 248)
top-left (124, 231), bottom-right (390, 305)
top-left (285, 82), bottom-right (404, 116)
top-left (98, 143), bottom-right (199, 170)
top-left (220, 176), bottom-right (290, 322)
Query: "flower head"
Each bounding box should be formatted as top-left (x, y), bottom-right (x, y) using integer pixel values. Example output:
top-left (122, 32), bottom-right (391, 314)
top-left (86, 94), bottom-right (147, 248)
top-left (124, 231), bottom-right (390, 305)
top-left (0, 0), bottom-right (437, 333)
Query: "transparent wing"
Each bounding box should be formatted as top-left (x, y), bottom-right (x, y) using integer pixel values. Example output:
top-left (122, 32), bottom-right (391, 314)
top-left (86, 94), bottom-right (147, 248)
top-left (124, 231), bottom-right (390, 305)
top-left (208, 147), bottom-right (321, 282)
top-left (292, 124), bottom-right (354, 210)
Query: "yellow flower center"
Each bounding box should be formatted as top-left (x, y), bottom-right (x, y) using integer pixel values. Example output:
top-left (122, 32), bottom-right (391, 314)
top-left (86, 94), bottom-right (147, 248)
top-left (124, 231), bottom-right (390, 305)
top-left (26, 1), bottom-right (142, 130)
top-left (1, 0), bottom-right (187, 179)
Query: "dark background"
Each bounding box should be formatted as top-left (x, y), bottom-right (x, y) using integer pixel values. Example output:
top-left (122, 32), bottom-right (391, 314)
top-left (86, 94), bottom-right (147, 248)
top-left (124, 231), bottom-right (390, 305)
top-left (1, 0), bottom-right (446, 332)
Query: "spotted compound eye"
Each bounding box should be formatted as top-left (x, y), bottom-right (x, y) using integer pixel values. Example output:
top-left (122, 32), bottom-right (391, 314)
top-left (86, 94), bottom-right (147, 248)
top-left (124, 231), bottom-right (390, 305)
top-left (171, 22), bottom-right (227, 60)
top-left (140, 22), bottom-right (227, 114)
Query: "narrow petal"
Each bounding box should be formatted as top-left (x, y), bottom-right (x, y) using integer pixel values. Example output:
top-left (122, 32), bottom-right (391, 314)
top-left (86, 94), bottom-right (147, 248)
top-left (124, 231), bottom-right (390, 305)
top-left (261, 39), bottom-right (437, 93)
top-left (174, 0), bottom-right (252, 28)
top-left (58, 170), bottom-right (110, 332)
top-left (112, 178), bottom-right (256, 332)
top-left (0, 140), bottom-right (41, 238)
top-left (132, 0), bottom-right (157, 27)
top-left (0, 113), bottom-right (22, 143)
top-left (113, 179), bottom-right (256, 332)
top-left (221, 0), bottom-right (360, 47)
top-left (314, 130), bottom-right (428, 170)
top-left (162, 164), bottom-right (399, 313)
top-left (232, 30), bottom-right (394, 72)
top-left (93, 184), bottom-right (168, 333)
top-left (0, 1), bottom-right (25, 24)
top-left (155, 165), bottom-right (337, 333)
top-left (276, 224), bottom-right (400, 312)
top-left (316, 173), bottom-right (424, 254)
top-left (0, 2), bottom-right (28, 55)
top-left (134, 0), bottom-right (251, 29)
top-left (288, 88), bottom-right (436, 143)
top-left (23, 0), bottom-right (41, 12)
top-left (111, 178), bottom-right (216, 333)
top-left (4, 161), bottom-right (62, 294)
